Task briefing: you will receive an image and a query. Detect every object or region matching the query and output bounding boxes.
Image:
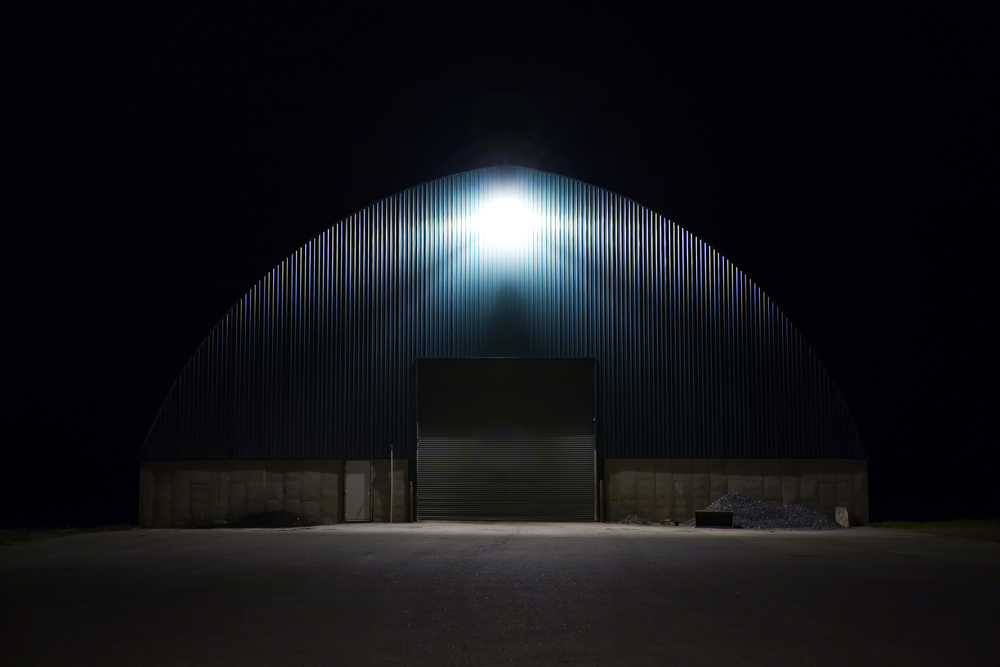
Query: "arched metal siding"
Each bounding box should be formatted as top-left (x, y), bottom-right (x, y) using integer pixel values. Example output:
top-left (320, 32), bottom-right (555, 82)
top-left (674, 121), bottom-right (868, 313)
top-left (141, 166), bottom-right (865, 461)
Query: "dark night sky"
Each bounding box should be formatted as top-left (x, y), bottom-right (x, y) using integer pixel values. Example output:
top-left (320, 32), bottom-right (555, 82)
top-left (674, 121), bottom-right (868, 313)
top-left (2, 5), bottom-right (995, 526)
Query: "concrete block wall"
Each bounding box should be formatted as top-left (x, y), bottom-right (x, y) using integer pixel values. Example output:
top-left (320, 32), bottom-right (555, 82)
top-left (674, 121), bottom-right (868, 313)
top-left (140, 459), bottom-right (410, 527)
top-left (605, 459), bottom-right (868, 525)
top-left (371, 459), bottom-right (409, 522)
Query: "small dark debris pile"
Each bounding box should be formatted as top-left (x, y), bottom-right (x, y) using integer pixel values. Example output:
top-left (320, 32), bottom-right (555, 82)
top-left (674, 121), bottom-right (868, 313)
top-left (618, 514), bottom-right (654, 525)
top-left (682, 493), bottom-right (841, 530)
top-left (222, 511), bottom-right (316, 529)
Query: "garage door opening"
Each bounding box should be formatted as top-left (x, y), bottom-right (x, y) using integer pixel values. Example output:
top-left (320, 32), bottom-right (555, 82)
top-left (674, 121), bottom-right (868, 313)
top-left (416, 358), bottom-right (596, 520)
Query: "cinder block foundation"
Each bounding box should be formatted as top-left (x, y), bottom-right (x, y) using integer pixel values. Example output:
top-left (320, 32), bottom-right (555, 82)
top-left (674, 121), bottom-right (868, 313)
top-left (605, 459), bottom-right (868, 525)
top-left (139, 460), bottom-right (409, 528)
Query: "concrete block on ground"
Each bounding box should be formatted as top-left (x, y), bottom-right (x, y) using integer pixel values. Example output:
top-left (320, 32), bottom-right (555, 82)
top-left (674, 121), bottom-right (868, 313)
top-left (781, 476), bottom-right (800, 505)
top-left (836, 480), bottom-right (854, 510)
top-left (695, 510), bottom-right (734, 528)
top-left (835, 506), bottom-right (850, 528)
top-left (284, 498), bottom-right (302, 515)
top-left (764, 475), bottom-right (781, 503)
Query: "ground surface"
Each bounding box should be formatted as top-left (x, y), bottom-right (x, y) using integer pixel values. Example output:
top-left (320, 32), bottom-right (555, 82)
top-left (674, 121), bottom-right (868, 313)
top-left (2, 523), bottom-right (998, 666)
top-left (870, 519), bottom-right (1000, 543)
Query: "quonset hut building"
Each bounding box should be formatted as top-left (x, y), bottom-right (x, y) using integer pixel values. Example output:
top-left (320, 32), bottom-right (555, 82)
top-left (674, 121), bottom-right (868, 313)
top-left (138, 166), bottom-right (868, 527)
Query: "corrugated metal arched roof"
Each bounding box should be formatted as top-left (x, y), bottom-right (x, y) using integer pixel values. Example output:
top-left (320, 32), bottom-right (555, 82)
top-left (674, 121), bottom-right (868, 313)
top-left (141, 166), bottom-right (865, 461)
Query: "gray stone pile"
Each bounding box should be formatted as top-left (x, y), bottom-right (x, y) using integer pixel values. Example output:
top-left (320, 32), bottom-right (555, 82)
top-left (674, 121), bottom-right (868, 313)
top-left (683, 493), bottom-right (841, 530)
top-left (618, 514), bottom-right (655, 525)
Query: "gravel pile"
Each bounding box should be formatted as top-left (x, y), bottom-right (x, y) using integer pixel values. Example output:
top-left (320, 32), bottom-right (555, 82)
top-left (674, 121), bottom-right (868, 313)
top-left (683, 493), bottom-right (841, 530)
top-left (618, 514), bottom-right (655, 525)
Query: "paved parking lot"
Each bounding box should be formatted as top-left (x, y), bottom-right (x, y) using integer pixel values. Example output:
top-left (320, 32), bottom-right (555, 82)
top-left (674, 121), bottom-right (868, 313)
top-left (2, 522), bottom-right (998, 666)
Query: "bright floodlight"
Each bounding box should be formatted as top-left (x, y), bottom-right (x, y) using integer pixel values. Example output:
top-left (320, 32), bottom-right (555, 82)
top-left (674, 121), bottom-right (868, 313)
top-left (471, 197), bottom-right (543, 249)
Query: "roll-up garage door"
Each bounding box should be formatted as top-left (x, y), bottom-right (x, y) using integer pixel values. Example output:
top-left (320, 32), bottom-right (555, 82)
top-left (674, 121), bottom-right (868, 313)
top-left (417, 358), bottom-right (596, 520)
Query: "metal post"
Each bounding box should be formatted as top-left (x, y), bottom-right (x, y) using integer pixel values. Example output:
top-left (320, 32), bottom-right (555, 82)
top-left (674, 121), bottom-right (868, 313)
top-left (390, 446), bottom-right (393, 524)
top-left (599, 480), bottom-right (604, 522)
top-left (410, 481), bottom-right (414, 522)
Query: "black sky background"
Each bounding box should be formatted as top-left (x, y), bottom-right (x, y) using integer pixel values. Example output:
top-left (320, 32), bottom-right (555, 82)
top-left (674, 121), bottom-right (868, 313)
top-left (2, 5), bottom-right (995, 526)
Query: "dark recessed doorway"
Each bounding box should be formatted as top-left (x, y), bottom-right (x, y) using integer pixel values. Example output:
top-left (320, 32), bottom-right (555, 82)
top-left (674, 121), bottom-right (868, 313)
top-left (416, 358), bottom-right (596, 520)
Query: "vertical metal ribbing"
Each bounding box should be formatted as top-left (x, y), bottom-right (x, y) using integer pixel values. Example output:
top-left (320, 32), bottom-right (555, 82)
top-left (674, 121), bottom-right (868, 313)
top-left (140, 166), bottom-right (864, 463)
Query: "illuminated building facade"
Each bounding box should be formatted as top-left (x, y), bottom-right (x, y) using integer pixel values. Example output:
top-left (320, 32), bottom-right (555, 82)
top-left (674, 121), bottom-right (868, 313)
top-left (138, 167), bottom-right (867, 526)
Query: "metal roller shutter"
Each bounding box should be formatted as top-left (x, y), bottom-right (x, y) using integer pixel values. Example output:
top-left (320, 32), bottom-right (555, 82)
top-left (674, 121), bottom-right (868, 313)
top-left (417, 358), bottom-right (596, 520)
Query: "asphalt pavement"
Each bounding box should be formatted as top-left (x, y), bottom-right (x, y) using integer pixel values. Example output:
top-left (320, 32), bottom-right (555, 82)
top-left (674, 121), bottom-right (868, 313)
top-left (2, 522), bottom-right (998, 666)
